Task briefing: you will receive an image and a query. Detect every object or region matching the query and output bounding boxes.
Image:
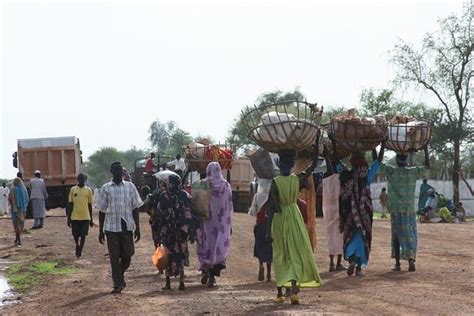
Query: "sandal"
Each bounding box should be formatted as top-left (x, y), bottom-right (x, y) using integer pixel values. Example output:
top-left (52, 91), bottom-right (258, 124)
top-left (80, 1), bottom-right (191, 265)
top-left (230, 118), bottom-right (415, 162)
top-left (290, 294), bottom-right (300, 305)
top-left (274, 296), bottom-right (284, 304)
top-left (408, 260), bottom-right (416, 272)
top-left (392, 263), bottom-right (401, 271)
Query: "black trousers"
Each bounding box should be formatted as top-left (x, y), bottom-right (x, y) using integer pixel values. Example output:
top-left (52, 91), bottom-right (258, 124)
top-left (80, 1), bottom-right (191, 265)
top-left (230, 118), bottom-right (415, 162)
top-left (105, 231), bottom-right (135, 288)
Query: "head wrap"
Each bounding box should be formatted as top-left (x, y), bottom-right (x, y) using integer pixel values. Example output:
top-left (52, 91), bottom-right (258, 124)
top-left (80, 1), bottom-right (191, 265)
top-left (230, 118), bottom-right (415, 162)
top-left (207, 162), bottom-right (226, 193)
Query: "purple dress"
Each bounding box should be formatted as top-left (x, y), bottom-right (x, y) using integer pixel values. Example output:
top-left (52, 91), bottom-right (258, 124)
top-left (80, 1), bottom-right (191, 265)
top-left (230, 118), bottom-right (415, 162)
top-left (197, 162), bottom-right (233, 275)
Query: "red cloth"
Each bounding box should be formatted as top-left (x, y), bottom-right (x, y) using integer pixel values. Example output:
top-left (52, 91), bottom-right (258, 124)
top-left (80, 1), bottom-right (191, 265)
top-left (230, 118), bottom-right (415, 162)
top-left (297, 198), bottom-right (308, 224)
top-left (205, 146), bottom-right (233, 170)
top-left (256, 204), bottom-right (267, 225)
top-left (145, 158), bottom-right (155, 173)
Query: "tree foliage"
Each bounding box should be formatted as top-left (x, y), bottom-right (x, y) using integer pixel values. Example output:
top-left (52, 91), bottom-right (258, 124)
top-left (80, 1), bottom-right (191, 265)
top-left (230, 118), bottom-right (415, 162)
top-left (148, 119), bottom-right (193, 158)
top-left (390, 3), bottom-right (473, 202)
top-left (83, 146), bottom-right (148, 187)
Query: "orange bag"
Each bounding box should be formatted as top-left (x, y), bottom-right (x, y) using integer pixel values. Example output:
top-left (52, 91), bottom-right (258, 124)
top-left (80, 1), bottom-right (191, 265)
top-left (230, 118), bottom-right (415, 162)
top-left (151, 246), bottom-right (169, 273)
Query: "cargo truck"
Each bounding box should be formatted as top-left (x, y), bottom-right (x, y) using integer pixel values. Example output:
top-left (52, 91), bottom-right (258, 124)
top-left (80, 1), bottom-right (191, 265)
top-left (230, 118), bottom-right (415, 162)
top-left (12, 136), bottom-right (83, 210)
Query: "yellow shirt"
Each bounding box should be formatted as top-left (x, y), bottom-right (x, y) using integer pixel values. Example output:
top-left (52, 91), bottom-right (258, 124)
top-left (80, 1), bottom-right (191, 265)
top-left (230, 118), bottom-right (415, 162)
top-left (69, 186), bottom-right (93, 221)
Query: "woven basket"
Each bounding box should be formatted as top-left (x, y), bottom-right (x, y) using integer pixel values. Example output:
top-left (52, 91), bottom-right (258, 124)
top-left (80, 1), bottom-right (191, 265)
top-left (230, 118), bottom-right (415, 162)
top-left (385, 121), bottom-right (431, 154)
top-left (240, 100), bottom-right (322, 153)
top-left (329, 118), bottom-right (387, 154)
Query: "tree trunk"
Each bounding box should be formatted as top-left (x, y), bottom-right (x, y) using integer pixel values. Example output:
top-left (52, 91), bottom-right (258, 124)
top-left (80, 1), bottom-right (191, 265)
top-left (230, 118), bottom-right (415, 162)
top-left (453, 140), bottom-right (461, 204)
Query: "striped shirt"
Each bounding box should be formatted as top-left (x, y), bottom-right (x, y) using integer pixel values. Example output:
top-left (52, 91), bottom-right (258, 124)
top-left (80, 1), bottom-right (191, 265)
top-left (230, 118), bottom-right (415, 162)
top-left (379, 163), bottom-right (426, 214)
top-left (97, 180), bottom-right (143, 232)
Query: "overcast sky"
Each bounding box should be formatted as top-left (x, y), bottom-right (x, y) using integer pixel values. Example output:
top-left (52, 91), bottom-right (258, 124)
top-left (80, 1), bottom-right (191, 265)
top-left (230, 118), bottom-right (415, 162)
top-left (0, 0), bottom-right (467, 178)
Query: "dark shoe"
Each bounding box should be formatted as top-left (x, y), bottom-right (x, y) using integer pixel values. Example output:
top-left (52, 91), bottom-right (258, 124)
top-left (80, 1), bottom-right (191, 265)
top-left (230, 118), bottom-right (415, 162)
top-left (258, 266), bottom-right (264, 281)
top-left (178, 282), bottom-right (185, 291)
top-left (38, 225), bottom-right (43, 229)
top-left (329, 263), bottom-right (336, 272)
top-left (31, 226), bottom-right (40, 230)
top-left (347, 262), bottom-right (356, 276)
top-left (336, 264), bottom-right (348, 271)
top-left (408, 260), bottom-right (416, 272)
top-left (207, 276), bottom-right (216, 288)
top-left (162, 283), bottom-right (171, 290)
top-left (201, 272), bottom-right (209, 285)
top-left (266, 274), bottom-right (271, 282)
top-left (392, 263), bottom-right (401, 271)
top-left (111, 287), bottom-right (123, 294)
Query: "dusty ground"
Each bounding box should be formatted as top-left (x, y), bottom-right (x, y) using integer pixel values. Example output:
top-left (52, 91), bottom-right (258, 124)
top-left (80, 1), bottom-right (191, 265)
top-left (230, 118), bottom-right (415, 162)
top-left (0, 209), bottom-right (473, 315)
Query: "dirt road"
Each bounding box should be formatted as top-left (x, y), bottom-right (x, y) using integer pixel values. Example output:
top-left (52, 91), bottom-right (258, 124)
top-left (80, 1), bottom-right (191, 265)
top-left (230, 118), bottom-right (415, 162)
top-left (1, 209), bottom-right (473, 315)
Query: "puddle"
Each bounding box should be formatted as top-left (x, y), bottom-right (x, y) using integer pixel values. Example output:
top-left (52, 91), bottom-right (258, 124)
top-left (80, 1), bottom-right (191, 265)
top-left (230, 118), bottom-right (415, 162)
top-left (0, 260), bottom-right (19, 307)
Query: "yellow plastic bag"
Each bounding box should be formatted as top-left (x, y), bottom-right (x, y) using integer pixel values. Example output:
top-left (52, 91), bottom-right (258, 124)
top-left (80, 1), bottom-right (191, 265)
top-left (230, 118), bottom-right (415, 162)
top-left (151, 246), bottom-right (169, 273)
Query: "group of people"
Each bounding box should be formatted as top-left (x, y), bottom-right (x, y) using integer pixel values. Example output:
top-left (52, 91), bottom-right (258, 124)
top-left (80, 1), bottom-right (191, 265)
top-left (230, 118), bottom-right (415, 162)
top-left (250, 137), bottom-right (431, 303)
top-left (94, 160), bottom-right (233, 294)
top-left (3, 139), bottom-right (464, 304)
top-left (2, 170), bottom-right (50, 246)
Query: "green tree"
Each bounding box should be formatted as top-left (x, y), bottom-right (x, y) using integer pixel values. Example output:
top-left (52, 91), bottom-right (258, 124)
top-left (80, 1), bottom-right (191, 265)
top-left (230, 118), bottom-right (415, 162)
top-left (390, 3), bottom-right (474, 203)
top-left (227, 88), bottom-right (307, 147)
top-left (83, 147), bottom-right (123, 187)
top-left (122, 146), bottom-right (148, 171)
top-left (148, 119), bottom-right (193, 158)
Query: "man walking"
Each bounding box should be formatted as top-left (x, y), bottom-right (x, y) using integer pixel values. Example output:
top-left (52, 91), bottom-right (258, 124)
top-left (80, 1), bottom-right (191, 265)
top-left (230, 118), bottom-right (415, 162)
top-left (30, 170), bottom-right (48, 229)
top-left (379, 188), bottom-right (388, 219)
top-left (67, 174), bottom-right (93, 259)
top-left (97, 162), bottom-right (143, 294)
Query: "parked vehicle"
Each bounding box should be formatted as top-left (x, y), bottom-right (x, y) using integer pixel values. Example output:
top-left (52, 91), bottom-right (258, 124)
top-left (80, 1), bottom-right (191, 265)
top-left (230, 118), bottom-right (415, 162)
top-left (13, 137), bottom-right (83, 210)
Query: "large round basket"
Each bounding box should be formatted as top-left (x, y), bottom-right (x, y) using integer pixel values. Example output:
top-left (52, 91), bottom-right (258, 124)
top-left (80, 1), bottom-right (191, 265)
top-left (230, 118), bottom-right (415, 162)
top-left (329, 118), bottom-right (387, 153)
top-left (385, 120), bottom-right (431, 154)
top-left (240, 100), bottom-right (322, 153)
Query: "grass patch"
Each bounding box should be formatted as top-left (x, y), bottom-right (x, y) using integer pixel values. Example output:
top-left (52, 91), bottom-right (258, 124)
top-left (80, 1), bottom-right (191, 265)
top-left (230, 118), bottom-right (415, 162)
top-left (6, 261), bottom-right (76, 292)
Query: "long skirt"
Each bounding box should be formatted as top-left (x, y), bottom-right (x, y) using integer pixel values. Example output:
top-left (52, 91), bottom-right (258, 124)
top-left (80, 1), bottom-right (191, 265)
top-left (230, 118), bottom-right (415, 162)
top-left (391, 212), bottom-right (417, 261)
top-left (253, 223), bottom-right (272, 263)
top-left (322, 175), bottom-right (344, 256)
top-left (344, 228), bottom-right (368, 267)
top-left (11, 208), bottom-right (25, 234)
top-left (32, 198), bottom-right (46, 218)
top-left (272, 205), bottom-right (321, 288)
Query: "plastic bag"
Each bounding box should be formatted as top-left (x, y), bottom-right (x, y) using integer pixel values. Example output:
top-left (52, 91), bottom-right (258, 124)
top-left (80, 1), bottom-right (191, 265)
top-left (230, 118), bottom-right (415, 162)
top-left (191, 180), bottom-right (209, 218)
top-left (152, 246), bottom-right (169, 273)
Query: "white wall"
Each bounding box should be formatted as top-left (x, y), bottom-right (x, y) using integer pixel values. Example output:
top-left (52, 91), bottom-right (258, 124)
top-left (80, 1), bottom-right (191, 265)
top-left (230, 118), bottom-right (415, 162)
top-left (371, 179), bottom-right (474, 216)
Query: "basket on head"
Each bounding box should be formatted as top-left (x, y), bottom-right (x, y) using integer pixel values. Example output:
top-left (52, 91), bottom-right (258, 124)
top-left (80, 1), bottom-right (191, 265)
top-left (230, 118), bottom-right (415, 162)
top-left (240, 100), bottom-right (323, 153)
top-left (329, 114), bottom-right (387, 154)
top-left (385, 119), bottom-right (431, 154)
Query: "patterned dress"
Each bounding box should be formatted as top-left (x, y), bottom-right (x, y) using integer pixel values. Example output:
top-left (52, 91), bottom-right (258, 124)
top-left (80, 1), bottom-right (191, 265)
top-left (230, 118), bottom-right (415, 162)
top-left (197, 162), bottom-right (233, 276)
top-left (156, 175), bottom-right (198, 277)
top-left (379, 163), bottom-right (426, 261)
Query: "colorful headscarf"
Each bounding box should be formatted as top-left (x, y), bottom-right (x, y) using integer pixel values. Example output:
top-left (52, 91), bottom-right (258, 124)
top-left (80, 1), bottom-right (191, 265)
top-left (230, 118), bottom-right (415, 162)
top-left (206, 162), bottom-right (226, 193)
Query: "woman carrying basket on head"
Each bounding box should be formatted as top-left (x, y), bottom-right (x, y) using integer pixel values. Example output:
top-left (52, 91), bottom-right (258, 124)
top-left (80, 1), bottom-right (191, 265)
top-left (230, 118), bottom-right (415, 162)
top-left (265, 148), bottom-right (322, 305)
top-left (331, 136), bottom-right (384, 277)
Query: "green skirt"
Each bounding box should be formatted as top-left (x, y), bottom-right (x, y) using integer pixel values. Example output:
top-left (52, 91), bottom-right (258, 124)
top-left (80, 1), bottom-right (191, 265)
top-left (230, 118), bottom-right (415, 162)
top-left (272, 204), bottom-right (322, 288)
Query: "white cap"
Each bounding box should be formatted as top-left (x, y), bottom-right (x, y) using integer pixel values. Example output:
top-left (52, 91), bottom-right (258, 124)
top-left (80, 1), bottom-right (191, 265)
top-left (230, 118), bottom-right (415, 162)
top-left (34, 170), bottom-right (41, 174)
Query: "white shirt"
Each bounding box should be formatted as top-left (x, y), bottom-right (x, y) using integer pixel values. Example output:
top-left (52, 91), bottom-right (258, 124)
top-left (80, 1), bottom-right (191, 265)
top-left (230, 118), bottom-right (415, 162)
top-left (96, 180), bottom-right (143, 232)
top-left (167, 158), bottom-right (186, 171)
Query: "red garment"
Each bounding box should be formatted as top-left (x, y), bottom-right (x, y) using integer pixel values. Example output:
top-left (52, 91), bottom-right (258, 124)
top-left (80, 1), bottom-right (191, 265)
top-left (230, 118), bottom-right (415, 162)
top-left (297, 198), bottom-right (308, 224)
top-left (256, 204), bottom-right (268, 225)
top-left (145, 158), bottom-right (155, 173)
